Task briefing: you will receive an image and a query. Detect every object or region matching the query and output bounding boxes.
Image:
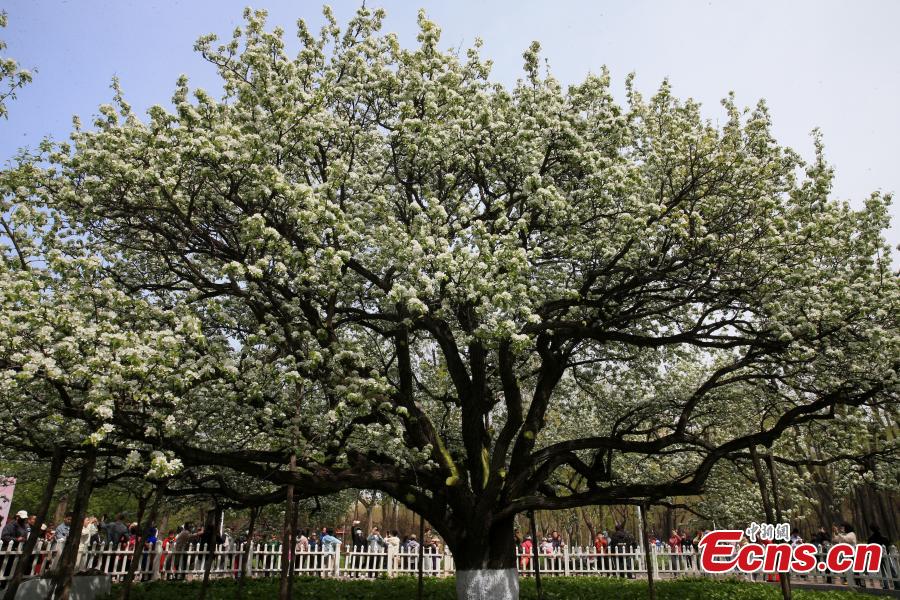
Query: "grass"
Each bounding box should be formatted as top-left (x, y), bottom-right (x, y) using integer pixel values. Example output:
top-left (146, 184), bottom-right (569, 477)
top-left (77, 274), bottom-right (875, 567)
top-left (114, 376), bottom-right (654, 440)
top-left (102, 576), bottom-right (876, 600)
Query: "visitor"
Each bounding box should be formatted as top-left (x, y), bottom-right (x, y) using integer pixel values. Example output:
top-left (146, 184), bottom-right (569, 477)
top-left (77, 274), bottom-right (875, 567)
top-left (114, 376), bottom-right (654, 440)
top-left (105, 513), bottom-right (129, 547)
top-left (521, 534), bottom-right (533, 572)
top-left (320, 528), bottom-right (341, 551)
top-left (550, 530), bottom-right (563, 551)
top-left (173, 523), bottom-right (196, 579)
top-left (868, 524), bottom-right (897, 590)
top-left (367, 526), bottom-right (386, 552)
top-left (1, 510), bottom-right (29, 579)
top-left (609, 523), bottom-right (635, 578)
top-left (832, 523), bottom-right (861, 586)
top-left (351, 520), bottom-right (365, 550)
top-left (54, 513), bottom-right (72, 543)
top-left (668, 529), bottom-right (681, 550)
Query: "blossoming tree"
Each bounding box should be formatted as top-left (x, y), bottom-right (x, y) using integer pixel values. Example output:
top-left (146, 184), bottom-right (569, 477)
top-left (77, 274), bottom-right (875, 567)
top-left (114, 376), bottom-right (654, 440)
top-left (12, 7), bottom-right (899, 599)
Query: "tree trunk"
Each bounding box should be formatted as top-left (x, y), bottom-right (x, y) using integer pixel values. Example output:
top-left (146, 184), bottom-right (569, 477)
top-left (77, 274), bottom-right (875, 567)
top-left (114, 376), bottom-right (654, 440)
top-left (121, 481), bottom-right (165, 600)
top-left (236, 507), bottom-right (259, 600)
top-left (198, 507), bottom-right (222, 600)
top-left (278, 454), bottom-right (296, 600)
top-left (52, 451), bottom-right (96, 600)
top-left (453, 514), bottom-right (519, 600)
top-left (639, 503), bottom-right (656, 600)
top-left (2, 448), bottom-right (64, 600)
top-left (765, 453), bottom-right (792, 600)
top-left (288, 498), bottom-right (299, 599)
top-left (749, 447), bottom-right (789, 600)
top-left (119, 491), bottom-right (149, 599)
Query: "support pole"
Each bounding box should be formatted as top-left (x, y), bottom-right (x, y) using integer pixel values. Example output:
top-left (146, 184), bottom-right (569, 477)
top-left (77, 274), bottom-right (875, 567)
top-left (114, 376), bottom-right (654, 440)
top-left (639, 503), bottom-right (656, 600)
top-left (417, 513), bottom-right (425, 600)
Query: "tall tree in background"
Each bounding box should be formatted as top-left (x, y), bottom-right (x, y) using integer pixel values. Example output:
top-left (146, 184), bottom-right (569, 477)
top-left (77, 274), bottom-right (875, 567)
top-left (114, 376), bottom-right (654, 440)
top-left (0, 12), bottom-right (31, 119)
top-left (6, 7), bottom-right (898, 599)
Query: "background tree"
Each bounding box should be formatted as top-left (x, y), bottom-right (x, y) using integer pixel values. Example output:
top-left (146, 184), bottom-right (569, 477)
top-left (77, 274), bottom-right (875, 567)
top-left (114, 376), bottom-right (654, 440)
top-left (0, 11), bottom-right (32, 119)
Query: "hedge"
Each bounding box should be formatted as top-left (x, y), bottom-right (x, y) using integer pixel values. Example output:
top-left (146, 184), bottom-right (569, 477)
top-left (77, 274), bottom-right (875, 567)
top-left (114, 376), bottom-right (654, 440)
top-left (103, 576), bottom-right (874, 600)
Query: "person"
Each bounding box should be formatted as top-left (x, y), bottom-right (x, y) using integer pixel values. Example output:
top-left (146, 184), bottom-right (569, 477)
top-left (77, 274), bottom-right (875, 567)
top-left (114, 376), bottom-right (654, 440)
top-left (385, 530), bottom-right (400, 550)
top-left (1, 510), bottom-right (29, 579)
top-left (80, 516), bottom-right (100, 547)
top-left (367, 526), bottom-right (386, 552)
top-left (609, 523), bottom-right (635, 578)
top-left (139, 527), bottom-right (159, 579)
top-left (172, 523), bottom-right (197, 579)
top-left (592, 532), bottom-right (608, 572)
top-left (539, 537), bottom-right (554, 554)
top-left (351, 520), bottom-right (365, 550)
top-left (867, 524), bottom-right (896, 590)
top-left (320, 528), bottom-right (341, 551)
top-left (296, 530), bottom-right (309, 551)
top-left (811, 526), bottom-right (829, 547)
top-left (832, 523), bottom-right (861, 586)
top-left (320, 528), bottom-right (341, 573)
top-left (521, 534), bottom-right (533, 571)
top-left (550, 530), bottom-right (563, 551)
top-left (105, 513), bottom-right (129, 547)
top-left (683, 529), bottom-right (698, 568)
top-left (1, 510), bottom-right (29, 546)
top-left (199, 521), bottom-right (222, 550)
top-left (383, 530), bottom-right (400, 573)
top-left (668, 529), bottom-right (681, 550)
top-left (54, 514), bottom-right (72, 543)
top-left (366, 526), bottom-right (386, 574)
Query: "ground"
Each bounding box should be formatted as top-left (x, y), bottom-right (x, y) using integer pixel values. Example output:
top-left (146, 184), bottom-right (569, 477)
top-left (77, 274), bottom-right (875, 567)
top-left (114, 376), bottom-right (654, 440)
top-left (102, 576), bottom-right (878, 599)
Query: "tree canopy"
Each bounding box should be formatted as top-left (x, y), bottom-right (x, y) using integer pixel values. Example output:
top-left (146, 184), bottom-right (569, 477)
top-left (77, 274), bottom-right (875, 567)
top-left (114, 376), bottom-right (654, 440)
top-left (1, 6), bottom-right (898, 595)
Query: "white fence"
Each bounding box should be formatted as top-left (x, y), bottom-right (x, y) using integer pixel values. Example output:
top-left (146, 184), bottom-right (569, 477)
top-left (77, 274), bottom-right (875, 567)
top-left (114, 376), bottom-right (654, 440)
top-left (1, 541), bottom-right (898, 591)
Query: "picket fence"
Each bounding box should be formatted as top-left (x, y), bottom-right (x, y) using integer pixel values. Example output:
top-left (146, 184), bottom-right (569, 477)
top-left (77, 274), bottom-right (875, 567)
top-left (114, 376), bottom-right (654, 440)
top-left (1, 541), bottom-right (898, 591)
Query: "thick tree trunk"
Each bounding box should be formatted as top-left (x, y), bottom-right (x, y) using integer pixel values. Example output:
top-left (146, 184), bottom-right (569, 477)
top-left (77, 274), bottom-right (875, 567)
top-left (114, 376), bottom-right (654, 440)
top-left (2, 448), bottom-right (64, 600)
top-left (52, 452), bottom-right (96, 600)
top-left (453, 514), bottom-right (519, 600)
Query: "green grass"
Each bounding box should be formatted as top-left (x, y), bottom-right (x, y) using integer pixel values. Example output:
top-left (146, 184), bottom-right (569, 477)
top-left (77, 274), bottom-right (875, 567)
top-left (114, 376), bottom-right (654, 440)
top-left (103, 576), bottom-right (875, 600)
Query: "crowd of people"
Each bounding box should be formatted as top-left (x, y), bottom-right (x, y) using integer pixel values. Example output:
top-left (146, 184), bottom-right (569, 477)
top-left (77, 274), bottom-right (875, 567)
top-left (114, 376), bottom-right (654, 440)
top-left (2, 507), bottom-right (896, 587)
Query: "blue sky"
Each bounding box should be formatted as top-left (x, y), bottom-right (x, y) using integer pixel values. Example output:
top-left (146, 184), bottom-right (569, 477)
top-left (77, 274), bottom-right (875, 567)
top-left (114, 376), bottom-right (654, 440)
top-left (2, 0), bottom-right (898, 254)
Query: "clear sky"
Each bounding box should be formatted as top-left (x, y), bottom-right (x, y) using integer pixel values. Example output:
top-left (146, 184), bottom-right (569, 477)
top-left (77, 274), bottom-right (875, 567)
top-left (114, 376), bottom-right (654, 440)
top-left (2, 0), bottom-right (898, 255)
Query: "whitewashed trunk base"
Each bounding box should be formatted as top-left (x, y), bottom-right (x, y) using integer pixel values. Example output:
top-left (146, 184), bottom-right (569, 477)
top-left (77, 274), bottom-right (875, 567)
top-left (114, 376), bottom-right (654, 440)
top-left (455, 568), bottom-right (519, 600)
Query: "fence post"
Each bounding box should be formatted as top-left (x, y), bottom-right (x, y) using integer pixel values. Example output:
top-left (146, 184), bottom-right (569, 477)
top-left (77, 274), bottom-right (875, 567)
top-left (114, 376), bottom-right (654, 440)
top-left (563, 545), bottom-right (570, 576)
top-left (333, 544), bottom-right (341, 578)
